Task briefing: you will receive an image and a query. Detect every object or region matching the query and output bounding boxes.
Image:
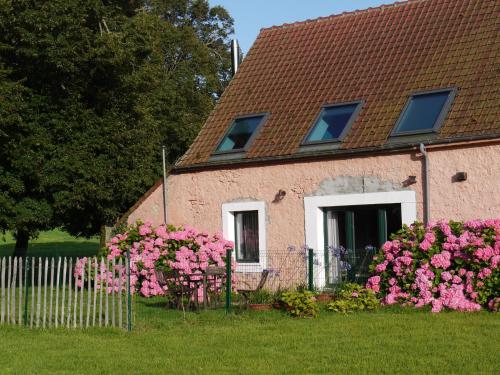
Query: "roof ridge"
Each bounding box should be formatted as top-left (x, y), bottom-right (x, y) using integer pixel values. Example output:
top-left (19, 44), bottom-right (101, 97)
top-left (260, 0), bottom-right (430, 32)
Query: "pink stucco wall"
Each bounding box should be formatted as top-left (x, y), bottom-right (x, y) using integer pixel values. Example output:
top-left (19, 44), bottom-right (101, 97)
top-left (127, 143), bottom-right (500, 249)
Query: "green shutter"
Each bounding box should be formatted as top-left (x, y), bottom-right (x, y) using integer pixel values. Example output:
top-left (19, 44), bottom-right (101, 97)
top-left (345, 210), bottom-right (355, 251)
top-left (377, 208), bottom-right (387, 247)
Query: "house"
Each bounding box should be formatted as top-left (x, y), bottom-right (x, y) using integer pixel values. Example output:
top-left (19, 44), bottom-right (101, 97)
top-left (124, 0), bottom-right (499, 288)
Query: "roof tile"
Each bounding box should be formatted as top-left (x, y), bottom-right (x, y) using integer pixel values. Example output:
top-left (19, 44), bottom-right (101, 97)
top-left (178, 0), bottom-right (499, 167)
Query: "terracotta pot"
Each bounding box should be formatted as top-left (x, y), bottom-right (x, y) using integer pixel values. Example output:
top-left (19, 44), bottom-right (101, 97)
top-left (315, 294), bottom-right (334, 303)
top-left (249, 303), bottom-right (273, 311)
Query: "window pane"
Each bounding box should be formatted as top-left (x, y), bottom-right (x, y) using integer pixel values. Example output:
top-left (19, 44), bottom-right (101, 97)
top-left (235, 211), bottom-right (259, 262)
top-left (396, 91), bottom-right (451, 133)
top-left (306, 103), bottom-right (359, 142)
top-left (216, 116), bottom-right (264, 152)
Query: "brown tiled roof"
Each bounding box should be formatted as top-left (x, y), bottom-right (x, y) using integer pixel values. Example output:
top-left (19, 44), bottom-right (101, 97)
top-left (177, 0), bottom-right (499, 168)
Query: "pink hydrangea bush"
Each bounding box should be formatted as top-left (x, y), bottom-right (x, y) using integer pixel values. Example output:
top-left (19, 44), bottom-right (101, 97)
top-left (366, 219), bottom-right (499, 312)
top-left (75, 221), bottom-right (235, 298)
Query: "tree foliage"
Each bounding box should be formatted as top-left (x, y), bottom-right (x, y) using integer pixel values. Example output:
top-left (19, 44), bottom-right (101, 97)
top-left (0, 0), bottom-right (233, 253)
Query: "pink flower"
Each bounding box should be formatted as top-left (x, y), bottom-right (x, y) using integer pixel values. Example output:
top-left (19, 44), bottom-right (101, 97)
top-left (420, 240), bottom-right (432, 251)
top-left (375, 261), bottom-right (388, 273)
top-left (430, 251), bottom-right (451, 269)
top-left (441, 271), bottom-right (452, 282)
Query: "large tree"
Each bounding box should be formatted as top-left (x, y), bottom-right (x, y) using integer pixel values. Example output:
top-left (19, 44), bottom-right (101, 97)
top-left (0, 0), bottom-right (233, 255)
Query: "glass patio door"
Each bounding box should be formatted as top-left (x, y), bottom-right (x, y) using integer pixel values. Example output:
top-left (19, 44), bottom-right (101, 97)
top-left (324, 204), bottom-right (401, 286)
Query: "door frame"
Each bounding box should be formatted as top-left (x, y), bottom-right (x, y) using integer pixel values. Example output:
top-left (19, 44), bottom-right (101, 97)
top-left (304, 191), bottom-right (417, 288)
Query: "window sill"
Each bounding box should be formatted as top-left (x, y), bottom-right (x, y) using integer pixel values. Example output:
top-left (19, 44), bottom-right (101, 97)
top-left (298, 142), bottom-right (342, 154)
top-left (209, 152), bottom-right (246, 162)
top-left (386, 132), bottom-right (438, 145)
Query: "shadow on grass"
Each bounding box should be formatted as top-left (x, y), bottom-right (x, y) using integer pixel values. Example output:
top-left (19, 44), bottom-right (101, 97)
top-left (0, 241), bottom-right (99, 258)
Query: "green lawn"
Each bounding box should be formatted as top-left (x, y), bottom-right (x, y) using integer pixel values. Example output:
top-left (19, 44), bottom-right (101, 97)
top-left (0, 301), bottom-right (498, 374)
top-left (0, 230), bottom-right (99, 258)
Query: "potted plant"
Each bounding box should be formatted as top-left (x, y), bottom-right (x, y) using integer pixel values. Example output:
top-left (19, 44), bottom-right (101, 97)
top-left (248, 290), bottom-right (273, 311)
top-left (315, 291), bottom-right (334, 303)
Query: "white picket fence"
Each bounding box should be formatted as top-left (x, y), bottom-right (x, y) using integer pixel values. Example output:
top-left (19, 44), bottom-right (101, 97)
top-left (0, 256), bottom-right (131, 330)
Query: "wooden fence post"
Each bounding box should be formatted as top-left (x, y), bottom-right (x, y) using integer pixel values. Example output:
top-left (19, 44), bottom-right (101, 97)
top-left (55, 257), bottom-right (61, 328)
top-left (11, 257), bottom-right (17, 324)
top-left (1, 257), bottom-right (5, 324)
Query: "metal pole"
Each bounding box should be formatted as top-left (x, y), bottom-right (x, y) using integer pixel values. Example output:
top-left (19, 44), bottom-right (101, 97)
top-left (126, 249), bottom-right (132, 332)
top-left (162, 146), bottom-right (168, 225)
top-left (231, 39), bottom-right (239, 76)
top-left (308, 248), bottom-right (314, 291)
top-left (23, 257), bottom-right (29, 326)
top-left (225, 249), bottom-right (232, 314)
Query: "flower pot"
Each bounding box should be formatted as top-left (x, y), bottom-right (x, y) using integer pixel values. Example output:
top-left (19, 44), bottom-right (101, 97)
top-left (249, 303), bottom-right (273, 311)
top-left (316, 294), bottom-right (334, 303)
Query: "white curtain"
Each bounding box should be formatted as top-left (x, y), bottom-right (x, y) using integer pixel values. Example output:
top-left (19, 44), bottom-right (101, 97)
top-left (326, 211), bottom-right (341, 284)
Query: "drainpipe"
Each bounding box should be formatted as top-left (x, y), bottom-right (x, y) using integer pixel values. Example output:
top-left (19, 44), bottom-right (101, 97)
top-left (162, 145), bottom-right (168, 224)
top-left (419, 143), bottom-right (430, 226)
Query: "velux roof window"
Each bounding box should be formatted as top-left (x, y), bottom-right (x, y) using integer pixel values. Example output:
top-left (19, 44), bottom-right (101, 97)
top-left (215, 114), bottom-right (267, 153)
top-left (392, 88), bottom-right (456, 136)
top-left (303, 101), bottom-right (362, 144)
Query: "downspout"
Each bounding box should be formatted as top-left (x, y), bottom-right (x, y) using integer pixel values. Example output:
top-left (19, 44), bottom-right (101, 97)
top-left (162, 145), bottom-right (168, 224)
top-left (419, 143), bottom-right (430, 226)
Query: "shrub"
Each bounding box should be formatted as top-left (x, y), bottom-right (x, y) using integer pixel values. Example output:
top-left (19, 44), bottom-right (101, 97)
top-left (75, 221), bottom-right (235, 297)
top-left (247, 290), bottom-right (274, 304)
top-left (280, 290), bottom-right (319, 318)
top-left (326, 283), bottom-right (378, 313)
top-left (366, 219), bottom-right (499, 312)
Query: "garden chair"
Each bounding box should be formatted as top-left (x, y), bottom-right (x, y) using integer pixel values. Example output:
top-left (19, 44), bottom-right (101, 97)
top-left (236, 269), bottom-right (269, 308)
top-left (155, 269), bottom-right (197, 310)
top-left (202, 266), bottom-right (226, 309)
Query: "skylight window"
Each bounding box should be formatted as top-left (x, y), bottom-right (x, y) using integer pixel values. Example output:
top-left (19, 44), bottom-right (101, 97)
top-left (392, 89), bottom-right (456, 136)
top-left (303, 102), bottom-right (362, 144)
top-left (215, 115), bottom-right (266, 153)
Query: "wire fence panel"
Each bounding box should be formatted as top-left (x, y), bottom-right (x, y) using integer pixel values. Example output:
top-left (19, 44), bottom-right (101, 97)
top-left (0, 256), bottom-right (132, 330)
top-left (232, 248), bottom-right (311, 292)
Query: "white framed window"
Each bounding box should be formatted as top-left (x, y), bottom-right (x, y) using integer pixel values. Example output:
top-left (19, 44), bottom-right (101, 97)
top-left (222, 201), bottom-right (267, 272)
top-left (304, 191), bottom-right (417, 288)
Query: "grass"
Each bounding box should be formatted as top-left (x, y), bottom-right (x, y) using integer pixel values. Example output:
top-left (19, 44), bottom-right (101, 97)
top-left (0, 300), bottom-right (498, 374)
top-left (0, 233), bottom-right (497, 374)
top-left (0, 230), bottom-right (99, 258)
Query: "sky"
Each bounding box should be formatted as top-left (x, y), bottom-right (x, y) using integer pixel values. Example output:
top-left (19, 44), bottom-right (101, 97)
top-left (209, 0), bottom-right (399, 53)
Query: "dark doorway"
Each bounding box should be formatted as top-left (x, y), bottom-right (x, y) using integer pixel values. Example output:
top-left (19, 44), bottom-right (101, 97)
top-left (323, 204), bottom-right (402, 286)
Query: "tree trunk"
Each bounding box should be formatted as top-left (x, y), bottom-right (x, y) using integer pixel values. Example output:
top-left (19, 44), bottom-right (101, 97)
top-left (14, 231), bottom-right (29, 257)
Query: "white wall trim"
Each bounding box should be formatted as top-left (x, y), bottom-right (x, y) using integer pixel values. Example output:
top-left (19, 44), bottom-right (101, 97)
top-left (304, 190), bottom-right (417, 288)
top-left (222, 201), bottom-right (267, 272)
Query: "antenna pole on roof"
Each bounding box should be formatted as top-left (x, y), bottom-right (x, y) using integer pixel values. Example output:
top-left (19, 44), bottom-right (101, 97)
top-left (231, 39), bottom-right (239, 76)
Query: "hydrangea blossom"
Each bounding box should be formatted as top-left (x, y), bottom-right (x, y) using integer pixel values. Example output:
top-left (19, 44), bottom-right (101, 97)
top-left (367, 219), bottom-right (499, 312)
top-left (74, 221), bottom-right (235, 298)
